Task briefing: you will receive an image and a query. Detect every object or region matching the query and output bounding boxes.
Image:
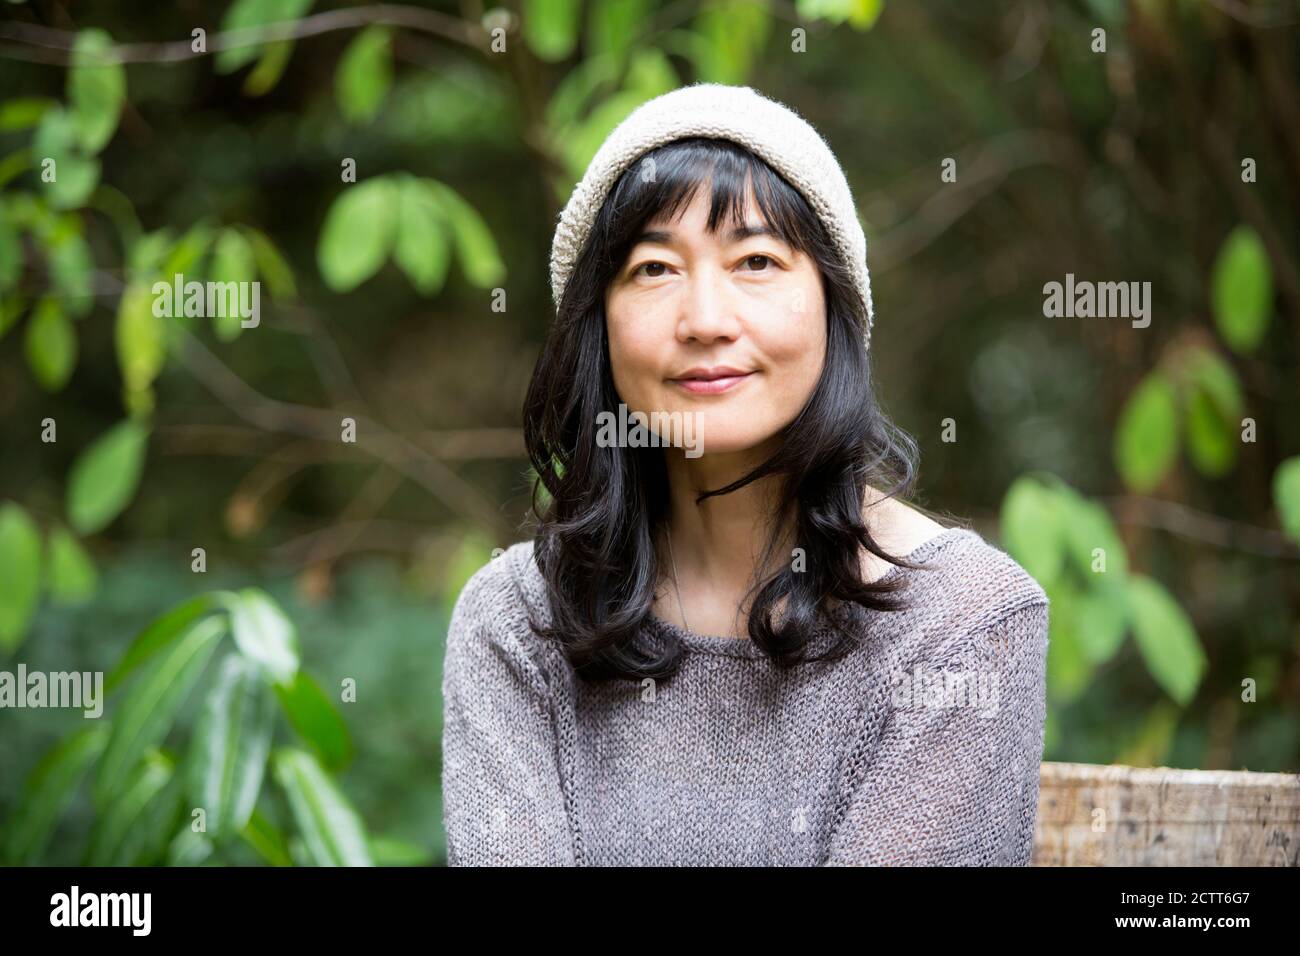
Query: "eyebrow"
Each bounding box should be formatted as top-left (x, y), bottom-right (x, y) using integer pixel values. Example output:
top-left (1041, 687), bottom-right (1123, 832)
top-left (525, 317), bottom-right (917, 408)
top-left (632, 223), bottom-right (783, 246)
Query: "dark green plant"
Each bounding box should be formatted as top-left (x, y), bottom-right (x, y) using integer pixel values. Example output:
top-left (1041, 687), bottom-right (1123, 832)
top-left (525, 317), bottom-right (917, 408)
top-left (1, 587), bottom-right (428, 866)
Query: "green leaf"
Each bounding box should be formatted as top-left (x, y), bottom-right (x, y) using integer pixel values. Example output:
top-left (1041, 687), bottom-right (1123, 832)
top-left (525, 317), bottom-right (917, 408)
top-left (1181, 347), bottom-right (1243, 478)
top-left (66, 419), bottom-right (150, 535)
top-left (1062, 491), bottom-right (1128, 580)
top-left (208, 227), bottom-right (257, 342)
top-left (0, 97), bottom-right (58, 132)
top-left (274, 670), bottom-right (352, 771)
top-left (370, 835), bottom-right (433, 866)
top-left (242, 39), bottom-right (295, 97)
top-left (167, 826), bottom-right (215, 865)
top-left (288, 835), bottom-right (312, 866)
top-left (393, 178), bottom-right (450, 295)
top-left (240, 807), bottom-right (293, 866)
top-left (1074, 584), bottom-right (1128, 665)
top-left (32, 108), bottom-right (100, 209)
top-left (1114, 372), bottom-right (1178, 493)
top-left (1043, 580), bottom-right (1091, 703)
top-left (159, 222), bottom-right (215, 283)
top-left (425, 181), bottom-right (506, 289)
top-left (46, 526), bottom-right (97, 604)
top-left (221, 588), bottom-right (300, 684)
top-left (523, 0), bottom-right (582, 62)
top-left (215, 0), bottom-right (316, 74)
top-left (850, 0), bottom-right (885, 28)
top-left (999, 475), bottom-right (1065, 585)
top-left (1127, 574), bottom-right (1206, 706)
top-left (69, 29), bottom-right (126, 154)
top-left (336, 26), bottom-right (392, 123)
top-left (115, 279), bottom-right (165, 395)
top-left (1184, 386), bottom-right (1235, 477)
top-left (623, 46), bottom-right (679, 101)
top-left (94, 615), bottom-right (226, 807)
top-left (239, 226), bottom-right (296, 299)
top-left (693, 0), bottom-right (770, 84)
top-left (188, 654), bottom-right (276, 841)
top-left (106, 594), bottom-right (218, 694)
top-left (1211, 225), bottom-right (1272, 354)
top-left (1273, 456), bottom-right (1300, 547)
top-left (3, 725), bottom-right (109, 864)
top-left (798, 0), bottom-right (885, 28)
top-left (128, 226), bottom-right (174, 276)
top-left (587, 0), bottom-right (652, 67)
top-left (23, 296), bottom-right (77, 391)
top-left (559, 90), bottom-right (644, 181)
top-left (544, 51), bottom-right (622, 130)
top-left (272, 748), bottom-right (373, 866)
top-left (88, 750), bottom-right (182, 865)
top-left (317, 177), bottom-right (397, 292)
top-left (1182, 346), bottom-right (1244, 419)
top-left (0, 502), bottom-right (42, 653)
top-left (48, 230), bottom-right (95, 317)
top-left (114, 761), bottom-right (187, 866)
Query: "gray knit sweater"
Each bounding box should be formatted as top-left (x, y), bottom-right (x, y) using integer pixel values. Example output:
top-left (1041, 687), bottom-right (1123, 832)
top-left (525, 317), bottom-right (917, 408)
top-left (440, 526), bottom-right (1050, 866)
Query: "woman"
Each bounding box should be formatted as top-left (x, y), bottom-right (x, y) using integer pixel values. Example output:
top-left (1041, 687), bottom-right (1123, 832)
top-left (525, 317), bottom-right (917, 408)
top-left (441, 83), bottom-right (1049, 866)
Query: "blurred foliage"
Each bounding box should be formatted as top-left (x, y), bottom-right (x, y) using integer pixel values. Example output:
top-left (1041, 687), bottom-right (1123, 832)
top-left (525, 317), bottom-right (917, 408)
top-left (1, 0), bottom-right (1298, 867)
top-left (1, 582), bottom-right (382, 866)
top-left (0, 548), bottom-right (449, 865)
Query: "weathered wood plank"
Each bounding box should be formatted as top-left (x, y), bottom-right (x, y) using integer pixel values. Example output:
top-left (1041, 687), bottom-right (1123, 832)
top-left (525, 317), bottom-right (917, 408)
top-left (1032, 761), bottom-right (1300, 866)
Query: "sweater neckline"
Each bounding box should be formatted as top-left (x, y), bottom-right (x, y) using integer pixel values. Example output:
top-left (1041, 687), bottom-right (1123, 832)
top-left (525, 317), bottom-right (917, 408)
top-left (644, 526), bottom-right (974, 659)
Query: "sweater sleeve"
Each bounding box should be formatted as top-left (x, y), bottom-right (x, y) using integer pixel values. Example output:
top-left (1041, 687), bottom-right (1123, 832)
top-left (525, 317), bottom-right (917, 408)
top-left (439, 558), bottom-right (577, 866)
top-left (823, 600), bottom-right (1050, 866)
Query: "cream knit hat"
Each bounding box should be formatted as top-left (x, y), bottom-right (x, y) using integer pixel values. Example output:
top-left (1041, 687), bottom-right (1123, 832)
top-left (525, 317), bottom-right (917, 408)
top-left (549, 82), bottom-right (875, 347)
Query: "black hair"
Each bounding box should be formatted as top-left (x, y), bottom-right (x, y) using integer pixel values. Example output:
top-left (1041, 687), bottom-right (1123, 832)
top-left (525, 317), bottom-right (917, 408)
top-left (522, 136), bottom-right (923, 683)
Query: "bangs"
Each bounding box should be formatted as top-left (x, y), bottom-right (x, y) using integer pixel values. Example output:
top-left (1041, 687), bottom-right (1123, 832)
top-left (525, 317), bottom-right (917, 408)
top-left (599, 137), bottom-right (827, 274)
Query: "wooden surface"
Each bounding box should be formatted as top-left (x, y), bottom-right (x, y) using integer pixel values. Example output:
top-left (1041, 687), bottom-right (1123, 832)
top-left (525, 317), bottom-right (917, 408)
top-left (1032, 761), bottom-right (1300, 866)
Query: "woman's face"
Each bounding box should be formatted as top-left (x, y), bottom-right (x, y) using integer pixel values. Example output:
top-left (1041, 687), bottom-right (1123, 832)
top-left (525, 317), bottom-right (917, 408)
top-left (604, 180), bottom-right (827, 458)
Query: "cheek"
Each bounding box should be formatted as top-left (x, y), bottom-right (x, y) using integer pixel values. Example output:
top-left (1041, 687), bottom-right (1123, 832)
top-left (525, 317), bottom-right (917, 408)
top-left (759, 284), bottom-right (826, 385)
top-left (606, 305), bottom-right (661, 402)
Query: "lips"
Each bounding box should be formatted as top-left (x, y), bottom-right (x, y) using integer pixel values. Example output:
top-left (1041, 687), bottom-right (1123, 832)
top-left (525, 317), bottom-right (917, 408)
top-left (670, 366), bottom-right (756, 395)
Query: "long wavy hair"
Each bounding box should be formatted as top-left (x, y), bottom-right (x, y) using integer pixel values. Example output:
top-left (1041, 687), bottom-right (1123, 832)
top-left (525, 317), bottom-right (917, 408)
top-left (523, 136), bottom-right (925, 683)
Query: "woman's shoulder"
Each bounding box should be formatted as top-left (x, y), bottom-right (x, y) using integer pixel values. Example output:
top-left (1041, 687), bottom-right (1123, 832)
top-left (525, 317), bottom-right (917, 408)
top-left (446, 542), bottom-right (545, 650)
top-left (905, 525), bottom-right (1049, 626)
top-left (443, 540), bottom-right (580, 697)
top-left (871, 523), bottom-right (1049, 673)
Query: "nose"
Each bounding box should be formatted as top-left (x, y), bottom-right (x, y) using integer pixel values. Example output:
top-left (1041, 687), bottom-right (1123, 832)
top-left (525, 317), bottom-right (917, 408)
top-left (676, 264), bottom-right (742, 343)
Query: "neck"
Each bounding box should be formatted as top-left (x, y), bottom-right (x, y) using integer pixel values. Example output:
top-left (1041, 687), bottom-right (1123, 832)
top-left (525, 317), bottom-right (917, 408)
top-left (660, 449), bottom-right (902, 586)
top-left (660, 438), bottom-right (794, 593)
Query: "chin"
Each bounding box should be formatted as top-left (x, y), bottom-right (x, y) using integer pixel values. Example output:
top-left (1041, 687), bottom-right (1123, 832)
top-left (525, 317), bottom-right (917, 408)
top-left (680, 423), bottom-right (778, 458)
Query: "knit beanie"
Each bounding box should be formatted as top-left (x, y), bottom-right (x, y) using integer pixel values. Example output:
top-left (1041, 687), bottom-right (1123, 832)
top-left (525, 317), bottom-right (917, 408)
top-left (549, 82), bottom-right (876, 348)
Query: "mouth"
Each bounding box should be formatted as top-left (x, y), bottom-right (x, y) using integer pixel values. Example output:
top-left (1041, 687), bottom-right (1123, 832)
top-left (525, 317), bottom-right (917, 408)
top-left (669, 366), bottom-right (757, 395)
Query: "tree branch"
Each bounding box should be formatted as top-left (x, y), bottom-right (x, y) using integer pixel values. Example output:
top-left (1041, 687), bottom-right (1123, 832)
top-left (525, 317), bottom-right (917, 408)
top-left (1099, 495), bottom-right (1298, 558)
top-left (156, 423), bottom-right (525, 461)
top-left (169, 323), bottom-right (518, 541)
top-left (0, 5), bottom-right (487, 65)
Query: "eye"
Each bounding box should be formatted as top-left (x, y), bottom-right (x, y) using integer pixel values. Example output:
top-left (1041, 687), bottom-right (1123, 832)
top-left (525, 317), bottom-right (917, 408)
top-left (740, 254), bottom-right (775, 272)
top-left (633, 261), bottom-right (671, 279)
